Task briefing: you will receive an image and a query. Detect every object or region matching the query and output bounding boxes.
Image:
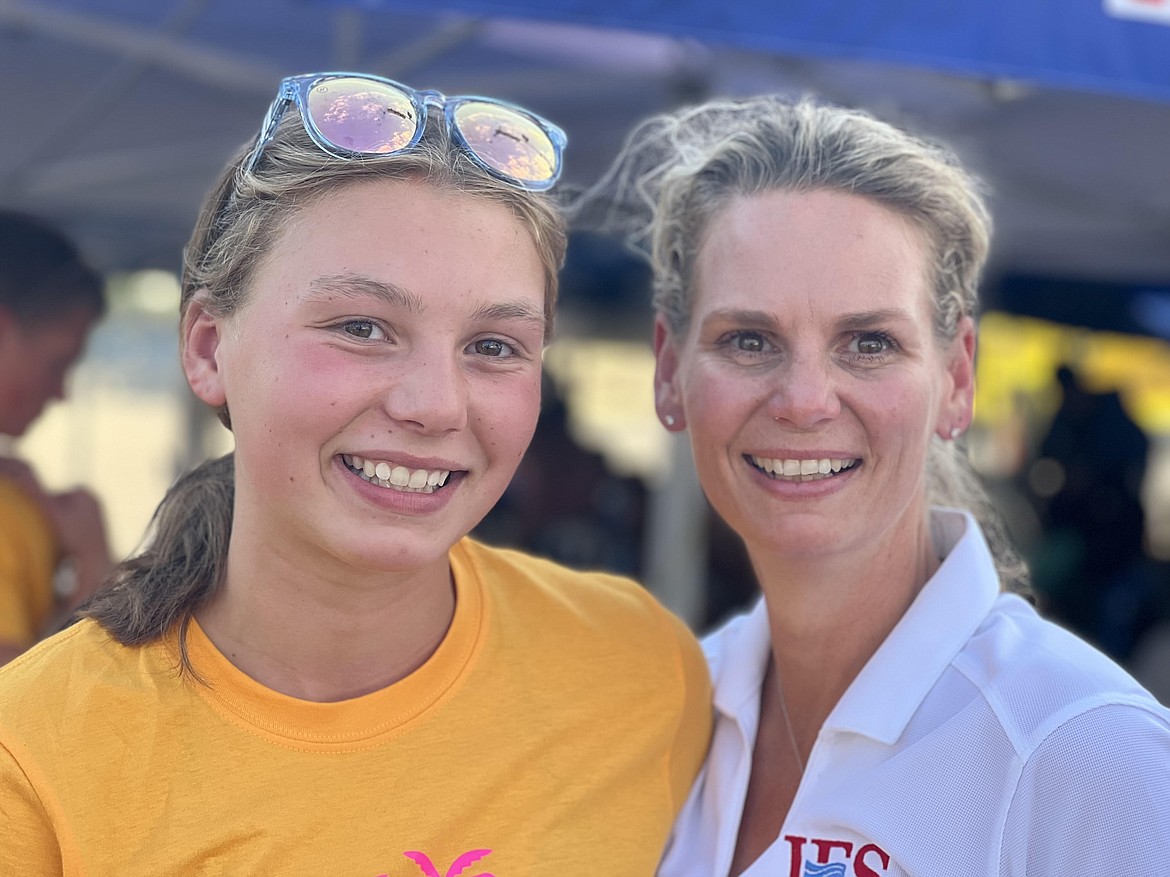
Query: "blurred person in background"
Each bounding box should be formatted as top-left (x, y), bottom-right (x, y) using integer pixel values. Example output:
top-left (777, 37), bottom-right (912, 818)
top-left (1026, 362), bottom-right (1155, 661)
top-left (576, 94), bottom-right (1170, 875)
top-left (0, 211), bottom-right (113, 664)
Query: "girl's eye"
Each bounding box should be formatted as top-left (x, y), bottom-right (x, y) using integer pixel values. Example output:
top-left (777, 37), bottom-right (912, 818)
top-left (342, 320), bottom-right (384, 340)
top-left (472, 338), bottom-right (515, 357)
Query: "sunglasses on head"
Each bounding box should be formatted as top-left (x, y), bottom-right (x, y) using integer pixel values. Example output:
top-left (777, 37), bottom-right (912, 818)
top-left (244, 72), bottom-right (567, 191)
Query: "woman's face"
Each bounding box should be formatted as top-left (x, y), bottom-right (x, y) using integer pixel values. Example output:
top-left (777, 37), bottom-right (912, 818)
top-left (655, 189), bottom-right (974, 563)
top-left (184, 177), bottom-right (547, 574)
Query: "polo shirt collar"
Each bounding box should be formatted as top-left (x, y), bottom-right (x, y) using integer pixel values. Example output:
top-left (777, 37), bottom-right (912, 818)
top-left (822, 507), bottom-right (1001, 743)
top-left (709, 598), bottom-right (772, 721)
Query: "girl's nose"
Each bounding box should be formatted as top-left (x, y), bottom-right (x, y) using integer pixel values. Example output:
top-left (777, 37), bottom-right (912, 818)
top-left (380, 352), bottom-right (468, 434)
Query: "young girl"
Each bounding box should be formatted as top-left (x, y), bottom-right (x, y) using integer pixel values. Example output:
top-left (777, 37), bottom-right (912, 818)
top-left (0, 73), bottom-right (710, 875)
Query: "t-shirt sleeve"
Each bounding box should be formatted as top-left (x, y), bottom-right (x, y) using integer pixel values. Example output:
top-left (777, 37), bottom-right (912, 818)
top-left (0, 740), bottom-right (64, 872)
top-left (661, 609), bottom-right (713, 815)
top-left (1001, 702), bottom-right (1170, 873)
top-left (0, 483), bottom-right (57, 648)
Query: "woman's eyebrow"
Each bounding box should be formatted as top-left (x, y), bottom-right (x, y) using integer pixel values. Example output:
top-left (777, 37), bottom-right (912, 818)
top-left (307, 273), bottom-right (426, 312)
top-left (835, 308), bottom-right (914, 331)
top-left (700, 308), bottom-right (777, 330)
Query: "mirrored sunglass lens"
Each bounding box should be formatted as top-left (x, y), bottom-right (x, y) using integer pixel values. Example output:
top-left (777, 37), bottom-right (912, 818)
top-left (453, 101), bottom-right (557, 183)
top-left (306, 77), bottom-right (418, 154)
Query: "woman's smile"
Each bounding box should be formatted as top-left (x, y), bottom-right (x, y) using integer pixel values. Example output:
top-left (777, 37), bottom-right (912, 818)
top-left (746, 454), bottom-right (860, 482)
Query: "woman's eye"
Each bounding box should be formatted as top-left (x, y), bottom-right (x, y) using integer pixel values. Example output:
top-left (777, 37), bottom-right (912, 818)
top-left (342, 320), bottom-right (383, 340)
top-left (472, 338), bottom-right (515, 357)
top-left (721, 331), bottom-right (771, 354)
top-left (853, 332), bottom-right (895, 356)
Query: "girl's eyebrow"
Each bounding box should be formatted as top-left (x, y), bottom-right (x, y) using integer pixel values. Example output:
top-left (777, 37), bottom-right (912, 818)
top-left (309, 273), bottom-right (546, 332)
top-left (469, 301), bottom-right (547, 331)
top-left (307, 273), bottom-right (426, 312)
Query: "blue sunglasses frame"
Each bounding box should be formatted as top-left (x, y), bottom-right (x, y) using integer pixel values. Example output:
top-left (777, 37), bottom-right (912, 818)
top-left (244, 72), bottom-right (567, 191)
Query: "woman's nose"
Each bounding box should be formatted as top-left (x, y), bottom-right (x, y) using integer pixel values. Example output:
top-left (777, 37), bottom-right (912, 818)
top-left (768, 352), bottom-right (841, 428)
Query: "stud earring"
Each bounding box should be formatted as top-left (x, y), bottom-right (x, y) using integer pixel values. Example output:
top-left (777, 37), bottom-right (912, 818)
top-left (664, 414), bottom-right (676, 428)
top-left (950, 426), bottom-right (962, 440)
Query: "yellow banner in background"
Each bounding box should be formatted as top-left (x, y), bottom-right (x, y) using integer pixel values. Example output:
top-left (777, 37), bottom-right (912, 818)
top-left (976, 312), bottom-right (1170, 438)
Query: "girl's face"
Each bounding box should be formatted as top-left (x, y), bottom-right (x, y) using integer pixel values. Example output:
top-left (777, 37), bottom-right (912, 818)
top-left (184, 177), bottom-right (547, 575)
top-left (654, 189), bottom-right (974, 564)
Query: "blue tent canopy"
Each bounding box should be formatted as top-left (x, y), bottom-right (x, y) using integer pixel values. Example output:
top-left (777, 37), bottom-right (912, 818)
top-left (353, 0), bottom-right (1170, 103)
top-left (1, 0), bottom-right (1167, 283)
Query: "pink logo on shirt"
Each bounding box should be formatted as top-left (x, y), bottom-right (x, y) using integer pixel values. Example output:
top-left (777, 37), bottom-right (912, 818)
top-left (397, 849), bottom-right (494, 877)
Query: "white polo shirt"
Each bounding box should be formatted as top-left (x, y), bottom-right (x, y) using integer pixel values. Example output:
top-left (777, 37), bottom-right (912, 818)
top-left (660, 509), bottom-right (1170, 877)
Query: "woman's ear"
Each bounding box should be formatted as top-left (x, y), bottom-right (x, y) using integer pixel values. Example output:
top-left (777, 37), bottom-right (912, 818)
top-left (936, 315), bottom-right (977, 440)
top-left (181, 293), bottom-right (228, 408)
top-left (653, 314), bottom-right (686, 431)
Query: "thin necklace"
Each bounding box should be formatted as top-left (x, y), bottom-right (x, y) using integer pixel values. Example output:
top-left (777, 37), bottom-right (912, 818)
top-left (774, 662), bottom-right (806, 773)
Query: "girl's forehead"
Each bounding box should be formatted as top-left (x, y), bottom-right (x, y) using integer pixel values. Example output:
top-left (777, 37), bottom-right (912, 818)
top-left (239, 180), bottom-right (546, 318)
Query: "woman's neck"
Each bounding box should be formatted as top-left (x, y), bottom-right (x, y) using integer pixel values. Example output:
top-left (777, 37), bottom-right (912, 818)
top-left (751, 516), bottom-right (940, 744)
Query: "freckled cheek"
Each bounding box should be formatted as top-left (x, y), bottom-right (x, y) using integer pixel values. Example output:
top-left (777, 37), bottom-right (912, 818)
top-left (471, 382), bottom-right (541, 456)
top-left (242, 347), bottom-right (359, 436)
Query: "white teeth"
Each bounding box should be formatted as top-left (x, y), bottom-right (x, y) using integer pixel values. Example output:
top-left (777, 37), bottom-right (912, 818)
top-left (343, 455), bottom-right (454, 495)
top-left (750, 455), bottom-right (857, 482)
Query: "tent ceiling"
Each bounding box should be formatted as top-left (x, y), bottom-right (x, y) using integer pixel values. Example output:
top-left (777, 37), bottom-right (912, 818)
top-left (1, 0), bottom-right (1168, 298)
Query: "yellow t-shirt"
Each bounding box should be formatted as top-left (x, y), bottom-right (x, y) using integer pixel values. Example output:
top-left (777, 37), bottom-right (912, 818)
top-left (0, 478), bottom-right (57, 647)
top-left (0, 538), bottom-right (712, 876)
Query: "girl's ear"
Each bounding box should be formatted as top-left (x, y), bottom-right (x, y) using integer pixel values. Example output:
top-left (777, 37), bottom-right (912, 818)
top-left (653, 313), bottom-right (686, 431)
top-left (181, 293), bottom-right (228, 408)
top-left (935, 315), bottom-right (977, 440)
